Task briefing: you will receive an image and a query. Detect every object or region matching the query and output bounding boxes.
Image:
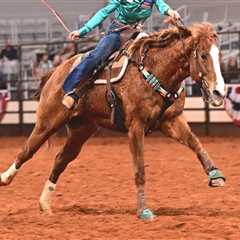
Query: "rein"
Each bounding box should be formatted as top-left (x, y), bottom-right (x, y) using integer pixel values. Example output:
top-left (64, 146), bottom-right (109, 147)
top-left (177, 19), bottom-right (190, 63)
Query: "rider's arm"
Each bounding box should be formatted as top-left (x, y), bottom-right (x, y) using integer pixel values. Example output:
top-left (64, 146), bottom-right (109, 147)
top-left (155, 0), bottom-right (171, 15)
top-left (79, 0), bottom-right (120, 37)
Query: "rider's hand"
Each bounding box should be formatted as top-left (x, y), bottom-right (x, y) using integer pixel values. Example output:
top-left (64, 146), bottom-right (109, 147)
top-left (167, 9), bottom-right (181, 20)
top-left (68, 30), bottom-right (81, 41)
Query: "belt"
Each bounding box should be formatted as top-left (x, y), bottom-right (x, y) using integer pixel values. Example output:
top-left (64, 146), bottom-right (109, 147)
top-left (111, 19), bottom-right (143, 33)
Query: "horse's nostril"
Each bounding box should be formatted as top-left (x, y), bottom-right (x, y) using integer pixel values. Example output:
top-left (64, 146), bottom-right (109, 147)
top-left (213, 90), bottom-right (223, 98)
top-left (211, 90), bottom-right (224, 107)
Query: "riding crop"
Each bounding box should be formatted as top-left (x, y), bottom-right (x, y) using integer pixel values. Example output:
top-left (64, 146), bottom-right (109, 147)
top-left (41, 0), bottom-right (72, 33)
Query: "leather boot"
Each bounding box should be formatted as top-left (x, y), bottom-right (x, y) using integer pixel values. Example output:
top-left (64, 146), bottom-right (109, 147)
top-left (62, 90), bottom-right (79, 109)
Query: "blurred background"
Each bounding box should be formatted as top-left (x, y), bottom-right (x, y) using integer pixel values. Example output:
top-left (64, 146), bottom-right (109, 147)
top-left (0, 0), bottom-right (240, 135)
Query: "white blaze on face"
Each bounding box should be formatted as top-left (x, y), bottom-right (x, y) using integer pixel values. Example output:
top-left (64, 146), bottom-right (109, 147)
top-left (209, 44), bottom-right (225, 96)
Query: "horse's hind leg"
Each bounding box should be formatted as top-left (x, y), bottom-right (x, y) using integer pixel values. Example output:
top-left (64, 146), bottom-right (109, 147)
top-left (39, 119), bottom-right (96, 214)
top-left (160, 113), bottom-right (225, 187)
top-left (128, 120), bottom-right (154, 220)
top-left (0, 123), bottom-right (53, 186)
top-left (0, 107), bottom-right (69, 186)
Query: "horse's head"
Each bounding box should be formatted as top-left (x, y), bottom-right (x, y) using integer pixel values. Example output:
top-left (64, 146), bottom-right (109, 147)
top-left (189, 23), bottom-right (225, 107)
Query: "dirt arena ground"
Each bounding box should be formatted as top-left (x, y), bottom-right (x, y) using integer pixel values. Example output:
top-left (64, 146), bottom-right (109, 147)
top-left (0, 136), bottom-right (240, 240)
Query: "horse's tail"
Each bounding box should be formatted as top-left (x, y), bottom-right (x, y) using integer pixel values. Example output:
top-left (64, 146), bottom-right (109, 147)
top-left (33, 69), bottom-right (55, 149)
top-left (34, 69), bottom-right (56, 100)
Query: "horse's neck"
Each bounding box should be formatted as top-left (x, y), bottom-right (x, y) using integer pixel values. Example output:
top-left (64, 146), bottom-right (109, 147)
top-left (147, 37), bottom-right (194, 91)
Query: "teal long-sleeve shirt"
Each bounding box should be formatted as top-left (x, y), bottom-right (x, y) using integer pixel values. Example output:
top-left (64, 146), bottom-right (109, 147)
top-left (79, 0), bottom-right (171, 37)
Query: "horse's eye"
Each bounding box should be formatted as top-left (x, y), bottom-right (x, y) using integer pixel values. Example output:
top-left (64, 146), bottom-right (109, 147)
top-left (201, 54), bottom-right (208, 61)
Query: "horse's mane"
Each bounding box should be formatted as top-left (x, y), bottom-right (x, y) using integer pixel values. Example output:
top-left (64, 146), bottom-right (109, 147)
top-left (190, 22), bottom-right (217, 39)
top-left (127, 22), bottom-right (216, 56)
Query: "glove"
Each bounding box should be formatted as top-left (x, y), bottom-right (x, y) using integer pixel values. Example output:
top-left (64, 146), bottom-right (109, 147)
top-left (167, 9), bottom-right (181, 20)
top-left (68, 30), bottom-right (81, 41)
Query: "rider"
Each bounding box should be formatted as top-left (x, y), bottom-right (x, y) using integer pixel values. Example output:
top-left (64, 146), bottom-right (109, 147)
top-left (62, 0), bottom-right (181, 109)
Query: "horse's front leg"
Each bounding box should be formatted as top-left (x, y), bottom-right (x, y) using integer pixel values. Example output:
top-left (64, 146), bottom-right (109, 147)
top-left (160, 113), bottom-right (225, 187)
top-left (128, 120), bottom-right (154, 220)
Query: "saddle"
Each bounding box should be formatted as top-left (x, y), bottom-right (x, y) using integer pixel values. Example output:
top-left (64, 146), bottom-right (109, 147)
top-left (69, 32), bottom-right (149, 85)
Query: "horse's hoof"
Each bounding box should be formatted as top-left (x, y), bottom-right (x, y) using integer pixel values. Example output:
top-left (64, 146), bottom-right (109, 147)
top-left (0, 173), bottom-right (9, 186)
top-left (208, 169), bottom-right (225, 187)
top-left (39, 200), bottom-right (53, 215)
top-left (138, 208), bottom-right (155, 220)
top-left (0, 182), bottom-right (7, 186)
top-left (210, 178), bottom-right (225, 187)
top-left (39, 196), bottom-right (52, 214)
top-left (39, 180), bottom-right (56, 215)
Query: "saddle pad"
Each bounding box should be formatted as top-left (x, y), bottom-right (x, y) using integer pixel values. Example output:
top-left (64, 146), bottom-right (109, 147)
top-left (70, 53), bottom-right (129, 85)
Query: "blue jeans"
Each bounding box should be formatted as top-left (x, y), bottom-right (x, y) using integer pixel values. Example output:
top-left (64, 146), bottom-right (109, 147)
top-left (63, 22), bottom-right (122, 93)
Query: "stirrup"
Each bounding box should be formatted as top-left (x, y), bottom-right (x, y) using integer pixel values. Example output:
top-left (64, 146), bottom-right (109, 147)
top-left (62, 91), bottom-right (79, 110)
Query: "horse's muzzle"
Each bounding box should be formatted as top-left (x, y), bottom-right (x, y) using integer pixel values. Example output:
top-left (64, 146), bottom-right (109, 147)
top-left (200, 87), bottom-right (224, 107)
top-left (209, 90), bottom-right (224, 107)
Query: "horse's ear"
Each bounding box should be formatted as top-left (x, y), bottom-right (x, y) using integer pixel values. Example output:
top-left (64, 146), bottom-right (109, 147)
top-left (208, 33), bottom-right (218, 45)
top-left (186, 28), bottom-right (192, 36)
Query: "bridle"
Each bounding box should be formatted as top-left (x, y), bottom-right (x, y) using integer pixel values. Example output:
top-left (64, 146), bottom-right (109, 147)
top-left (166, 19), bottom-right (215, 102)
top-left (176, 19), bottom-right (211, 97)
top-left (190, 43), bottom-right (214, 102)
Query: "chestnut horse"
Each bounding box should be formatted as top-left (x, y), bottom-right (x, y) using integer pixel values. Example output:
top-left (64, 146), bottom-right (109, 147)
top-left (0, 23), bottom-right (226, 220)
